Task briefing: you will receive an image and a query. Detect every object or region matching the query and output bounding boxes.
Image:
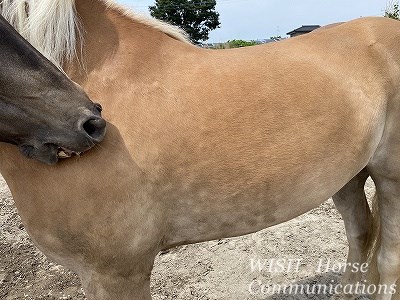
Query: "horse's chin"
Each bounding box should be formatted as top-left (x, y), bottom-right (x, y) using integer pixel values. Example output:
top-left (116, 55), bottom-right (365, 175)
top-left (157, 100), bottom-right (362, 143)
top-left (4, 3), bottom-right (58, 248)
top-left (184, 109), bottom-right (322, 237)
top-left (19, 144), bottom-right (59, 165)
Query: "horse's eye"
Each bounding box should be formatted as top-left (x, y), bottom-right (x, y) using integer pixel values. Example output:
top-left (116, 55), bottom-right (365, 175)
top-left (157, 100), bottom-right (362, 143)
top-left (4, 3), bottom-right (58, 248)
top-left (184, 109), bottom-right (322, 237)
top-left (94, 103), bottom-right (102, 113)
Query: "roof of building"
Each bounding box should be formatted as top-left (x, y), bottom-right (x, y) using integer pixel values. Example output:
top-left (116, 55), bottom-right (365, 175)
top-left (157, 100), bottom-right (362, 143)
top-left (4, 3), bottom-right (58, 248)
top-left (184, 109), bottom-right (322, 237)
top-left (287, 25), bottom-right (321, 35)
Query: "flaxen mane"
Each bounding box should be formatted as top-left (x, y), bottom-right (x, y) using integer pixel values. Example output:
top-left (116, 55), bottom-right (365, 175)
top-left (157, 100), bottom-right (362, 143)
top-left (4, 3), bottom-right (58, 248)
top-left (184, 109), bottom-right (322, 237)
top-left (102, 1), bottom-right (188, 43)
top-left (0, 0), bottom-right (188, 67)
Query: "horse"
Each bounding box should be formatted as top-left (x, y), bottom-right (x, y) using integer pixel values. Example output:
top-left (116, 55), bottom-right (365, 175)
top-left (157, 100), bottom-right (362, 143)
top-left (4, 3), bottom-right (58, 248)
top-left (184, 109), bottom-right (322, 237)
top-left (1, 1), bottom-right (399, 299)
top-left (0, 14), bottom-right (106, 164)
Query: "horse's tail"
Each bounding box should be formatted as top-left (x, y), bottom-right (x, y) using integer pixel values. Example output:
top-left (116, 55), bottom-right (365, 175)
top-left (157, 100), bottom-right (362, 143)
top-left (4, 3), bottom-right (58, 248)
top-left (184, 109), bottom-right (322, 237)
top-left (365, 192), bottom-right (380, 286)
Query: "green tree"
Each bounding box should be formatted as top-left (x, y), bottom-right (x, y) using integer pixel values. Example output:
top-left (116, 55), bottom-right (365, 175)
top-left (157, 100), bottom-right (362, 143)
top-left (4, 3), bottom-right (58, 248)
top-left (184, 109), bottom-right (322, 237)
top-left (227, 39), bottom-right (258, 48)
top-left (385, 1), bottom-right (400, 20)
top-left (149, 0), bottom-right (220, 44)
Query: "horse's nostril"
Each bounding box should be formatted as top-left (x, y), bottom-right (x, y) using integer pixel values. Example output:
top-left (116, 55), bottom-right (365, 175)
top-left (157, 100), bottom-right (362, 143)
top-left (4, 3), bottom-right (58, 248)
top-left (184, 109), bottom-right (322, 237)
top-left (94, 103), bottom-right (102, 113)
top-left (82, 117), bottom-right (106, 142)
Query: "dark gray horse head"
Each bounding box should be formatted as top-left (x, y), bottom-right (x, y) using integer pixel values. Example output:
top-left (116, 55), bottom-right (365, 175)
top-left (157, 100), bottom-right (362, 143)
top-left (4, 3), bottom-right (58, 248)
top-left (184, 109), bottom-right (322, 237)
top-left (0, 15), bottom-right (106, 164)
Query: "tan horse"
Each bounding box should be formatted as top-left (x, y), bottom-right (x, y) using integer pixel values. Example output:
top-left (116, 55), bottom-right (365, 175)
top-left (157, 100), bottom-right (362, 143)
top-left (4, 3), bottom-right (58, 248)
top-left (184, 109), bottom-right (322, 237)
top-left (1, 1), bottom-right (399, 299)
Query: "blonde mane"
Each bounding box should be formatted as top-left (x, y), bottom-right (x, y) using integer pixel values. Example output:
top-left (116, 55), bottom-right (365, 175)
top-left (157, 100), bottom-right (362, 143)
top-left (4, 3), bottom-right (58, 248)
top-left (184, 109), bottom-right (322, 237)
top-left (102, 0), bottom-right (188, 43)
top-left (0, 0), bottom-right (188, 67)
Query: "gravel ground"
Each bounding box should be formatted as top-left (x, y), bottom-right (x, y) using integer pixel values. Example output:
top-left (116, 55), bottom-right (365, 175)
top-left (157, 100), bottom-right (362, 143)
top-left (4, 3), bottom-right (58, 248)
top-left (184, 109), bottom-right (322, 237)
top-left (0, 175), bottom-right (376, 300)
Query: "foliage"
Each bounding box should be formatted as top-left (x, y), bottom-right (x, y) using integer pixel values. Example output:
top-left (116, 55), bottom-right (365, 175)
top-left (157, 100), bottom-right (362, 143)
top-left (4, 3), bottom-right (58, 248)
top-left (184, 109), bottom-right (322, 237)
top-left (226, 39), bottom-right (258, 48)
top-left (385, 1), bottom-right (400, 20)
top-left (149, 0), bottom-right (220, 44)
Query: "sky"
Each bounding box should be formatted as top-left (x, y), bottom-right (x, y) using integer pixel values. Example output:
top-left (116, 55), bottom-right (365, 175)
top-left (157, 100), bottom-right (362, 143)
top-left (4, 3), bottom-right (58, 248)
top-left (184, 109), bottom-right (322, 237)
top-left (115, 0), bottom-right (386, 42)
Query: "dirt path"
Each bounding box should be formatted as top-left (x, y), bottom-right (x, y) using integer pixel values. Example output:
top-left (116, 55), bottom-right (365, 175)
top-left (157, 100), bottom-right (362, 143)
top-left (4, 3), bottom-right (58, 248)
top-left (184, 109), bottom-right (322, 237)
top-left (0, 175), bottom-right (375, 299)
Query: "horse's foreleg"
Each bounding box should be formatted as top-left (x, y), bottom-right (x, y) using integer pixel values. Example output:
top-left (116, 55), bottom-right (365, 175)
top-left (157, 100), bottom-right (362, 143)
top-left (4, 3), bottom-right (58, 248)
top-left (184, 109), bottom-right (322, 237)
top-left (332, 169), bottom-right (371, 292)
top-left (81, 271), bottom-right (152, 300)
top-left (80, 260), bottom-right (154, 300)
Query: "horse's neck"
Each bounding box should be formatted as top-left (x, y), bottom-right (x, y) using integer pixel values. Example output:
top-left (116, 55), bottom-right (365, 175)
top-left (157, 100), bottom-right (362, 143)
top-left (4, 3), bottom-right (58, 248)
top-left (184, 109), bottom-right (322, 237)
top-left (67, 0), bottom-right (186, 86)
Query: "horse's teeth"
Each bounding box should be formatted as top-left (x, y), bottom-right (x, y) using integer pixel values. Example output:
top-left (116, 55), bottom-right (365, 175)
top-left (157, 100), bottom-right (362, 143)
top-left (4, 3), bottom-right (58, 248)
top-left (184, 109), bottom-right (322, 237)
top-left (58, 151), bottom-right (70, 158)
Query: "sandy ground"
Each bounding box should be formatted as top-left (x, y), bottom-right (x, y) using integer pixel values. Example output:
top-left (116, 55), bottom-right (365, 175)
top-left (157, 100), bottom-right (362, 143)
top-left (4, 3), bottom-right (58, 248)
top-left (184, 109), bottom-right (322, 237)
top-left (0, 175), bottom-right (376, 300)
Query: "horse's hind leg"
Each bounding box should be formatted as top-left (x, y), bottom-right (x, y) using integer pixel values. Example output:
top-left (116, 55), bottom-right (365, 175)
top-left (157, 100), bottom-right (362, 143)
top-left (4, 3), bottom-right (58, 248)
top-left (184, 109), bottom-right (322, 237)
top-left (367, 171), bottom-right (400, 300)
top-left (332, 168), bottom-right (372, 290)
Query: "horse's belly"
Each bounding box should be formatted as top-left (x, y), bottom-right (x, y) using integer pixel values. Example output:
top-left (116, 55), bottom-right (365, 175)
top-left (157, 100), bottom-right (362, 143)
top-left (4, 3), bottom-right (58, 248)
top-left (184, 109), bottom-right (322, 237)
top-left (162, 145), bottom-right (372, 248)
